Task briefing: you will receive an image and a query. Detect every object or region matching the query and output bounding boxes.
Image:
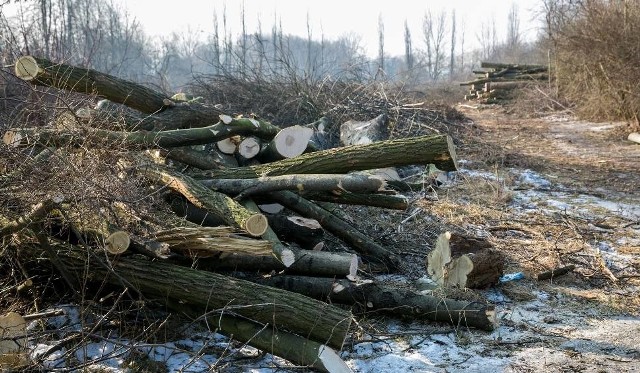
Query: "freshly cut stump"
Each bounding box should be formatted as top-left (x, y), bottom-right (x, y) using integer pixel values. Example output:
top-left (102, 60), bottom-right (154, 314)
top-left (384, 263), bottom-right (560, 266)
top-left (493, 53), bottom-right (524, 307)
top-left (427, 232), bottom-right (504, 288)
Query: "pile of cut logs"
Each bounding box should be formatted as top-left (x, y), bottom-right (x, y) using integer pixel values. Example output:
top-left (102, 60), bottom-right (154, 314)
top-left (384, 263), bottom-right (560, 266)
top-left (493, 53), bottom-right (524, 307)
top-left (461, 62), bottom-right (549, 104)
top-left (1, 56), bottom-right (501, 372)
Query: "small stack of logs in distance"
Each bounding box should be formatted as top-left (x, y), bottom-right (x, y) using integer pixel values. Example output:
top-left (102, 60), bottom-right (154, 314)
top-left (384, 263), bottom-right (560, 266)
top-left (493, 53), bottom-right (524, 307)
top-left (461, 62), bottom-right (549, 104)
top-left (0, 56), bottom-right (499, 372)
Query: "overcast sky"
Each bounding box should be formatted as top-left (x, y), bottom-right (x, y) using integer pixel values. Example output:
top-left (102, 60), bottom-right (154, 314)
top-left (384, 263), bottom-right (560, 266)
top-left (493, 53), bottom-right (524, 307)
top-left (115, 0), bottom-right (543, 57)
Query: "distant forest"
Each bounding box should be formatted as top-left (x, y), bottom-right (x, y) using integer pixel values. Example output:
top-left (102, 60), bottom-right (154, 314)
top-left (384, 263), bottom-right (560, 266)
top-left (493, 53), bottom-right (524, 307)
top-left (0, 1), bottom-right (543, 92)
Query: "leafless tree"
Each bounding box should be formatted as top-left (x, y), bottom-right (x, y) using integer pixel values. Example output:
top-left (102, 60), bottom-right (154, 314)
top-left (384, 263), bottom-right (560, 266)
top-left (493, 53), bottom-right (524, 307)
top-left (449, 10), bottom-right (456, 78)
top-left (404, 19), bottom-right (413, 72)
top-left (422, 10), bottom-right (447, 80)
top-left (377, 14), bottom-right (385, 76)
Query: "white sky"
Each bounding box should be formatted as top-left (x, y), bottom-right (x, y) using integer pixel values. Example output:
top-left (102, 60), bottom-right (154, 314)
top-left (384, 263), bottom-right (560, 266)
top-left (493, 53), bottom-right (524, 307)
top-left (116, 0), bottom-right (543, 57)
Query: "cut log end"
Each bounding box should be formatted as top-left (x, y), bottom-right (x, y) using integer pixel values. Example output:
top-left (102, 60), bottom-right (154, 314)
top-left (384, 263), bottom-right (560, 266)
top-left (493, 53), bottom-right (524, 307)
top-left (238, 137), bottom-right (261, 159)
top-left (316, 345), bottom-right (353, 373)
top-left (244, 214), bottom-right (268, 237)
top-left (628, 132), bottom-right (640, 144)
top-left (14, 56), bottom-right (42, 81)
top-left (105, 231), bottom-right (130, 255)
top-left (280, 248), bottom-right (296, 267)
top-left (2, 131), bottom-right (21, 148)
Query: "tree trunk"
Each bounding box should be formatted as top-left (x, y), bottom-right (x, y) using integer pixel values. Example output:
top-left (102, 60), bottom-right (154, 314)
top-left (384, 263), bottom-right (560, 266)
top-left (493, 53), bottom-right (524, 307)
top-left (140, 165), bottom-right (268, 237)
top-left (199, 173), bottom-right (389, 200)
top-left (267, 214), bottom-right (324, 251)
top-left (3, 116), bottom-right (281, 150)
top-left (195, 134), bottom-right (458, 180)
top-left (49, 240), bottom-right (353, 350)
top-left (258, 276), bottom-right (497, 331)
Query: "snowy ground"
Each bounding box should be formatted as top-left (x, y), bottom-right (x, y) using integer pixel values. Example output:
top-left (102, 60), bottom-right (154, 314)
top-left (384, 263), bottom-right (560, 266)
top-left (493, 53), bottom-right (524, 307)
top-left (15, 166), bottom-right (640, 372)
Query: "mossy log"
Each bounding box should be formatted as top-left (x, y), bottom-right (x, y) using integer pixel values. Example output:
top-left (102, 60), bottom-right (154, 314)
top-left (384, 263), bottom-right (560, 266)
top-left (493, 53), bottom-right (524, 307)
top-left (259, 276), bottom-right (497, 331)
top-left (46, 240), bottom-right (353, 350)
top-left (195, 134), bottom-right (458, 180)
top-left (2, 116), bottom-right (281, 150)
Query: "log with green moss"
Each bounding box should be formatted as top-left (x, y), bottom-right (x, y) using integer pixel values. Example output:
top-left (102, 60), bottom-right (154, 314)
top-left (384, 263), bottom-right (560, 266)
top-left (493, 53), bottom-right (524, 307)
top-left (259, 275), bottom-right (497, 331)
top-left (194, 134), bottom-right (457, 180)
top-left (46, 240), bottom-right (352, 350)
top-left (2, 116), bottom-right (281, 150)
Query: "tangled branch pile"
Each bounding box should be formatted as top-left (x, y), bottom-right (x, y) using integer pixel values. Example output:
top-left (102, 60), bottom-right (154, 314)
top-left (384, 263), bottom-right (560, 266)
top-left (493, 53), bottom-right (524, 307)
top-left (0, 56), bottom-right (495, 372)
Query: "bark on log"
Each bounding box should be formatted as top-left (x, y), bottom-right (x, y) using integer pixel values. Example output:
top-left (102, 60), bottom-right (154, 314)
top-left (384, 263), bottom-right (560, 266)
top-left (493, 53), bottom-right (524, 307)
top-left (480, 62), bottom-right (547, 72)
top-left (15, 56), bottom-right (169, 114)
top-left (172, 310), bottom-right (352, 373)
top-left (199, 173), bottom-right (389, 200)
top-left (267, 191), bottom-right (399, 270)
top-left (197, 250), bottom-right (358, 278)
top-left (267, 214), bottom-right (324, 251)
top-left (140, 166), bottom-right (268, 237)
top-left (258, 276), bottom-right (497, 331)
top-left (339, 114), bottom-right (388, 146)
top-left (427, 232), bottom-right (504, 288)
top-left (257, 125), bottom-right (314, 162)
top-left (3, 116), bottom-right (281, 150)
top-left (195, 134), bottom-right (458, 180)
top-left (14, 56), bottom-right (229, 131)
top-left (47, 240), bottom-right (353, 350)
top-left (162, 147), bottom-right (229, 170)
top-left (299, 191), bottom-right (409, 210)
top-left (153, 226), bottom-right (273, 258)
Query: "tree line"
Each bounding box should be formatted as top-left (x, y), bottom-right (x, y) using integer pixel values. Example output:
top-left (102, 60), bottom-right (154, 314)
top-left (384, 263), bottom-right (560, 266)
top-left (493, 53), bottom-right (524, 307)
top-left (0, 0), bottom-right (539, 92)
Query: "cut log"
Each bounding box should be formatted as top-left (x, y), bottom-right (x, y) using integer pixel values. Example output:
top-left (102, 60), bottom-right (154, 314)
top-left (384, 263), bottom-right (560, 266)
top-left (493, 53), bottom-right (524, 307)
top-left (48, 240), bottom-right (353, 350)
top-left (199, 173), bottom-right (389, 200)
top-left (198, 250), bottom-right (358, 278)
top-left (258, 276), bottom-right (497, 331)
top-left (238, 136), bottom-right (261, 159)
top-left (153, 226), bottom-right (273, 258)
top-left (268, 191), bottom-right (398, 270)
top-left (59, 205), bottom-right (131, 255)
top-left (140, 165), bottom-right (268, 237)
top-left (267, 214), bottom-right (324, 251)
top-left (299, 191), bottom-right (409, 210)
top-left (162, 147), bottom-right (230, 170)
top-left (480, 62), bottom-right (548, 72)
top-left (628, 132), bottom-right (640, 144)
top-left (339, 114), bottom-right (389, 146)
top-left (15, 56), bottom-right (169, 114)
top-left (3, 115), bottom-right (281, 150)
top-left (14, 56), bottom-right (232, 131)
top-left (426, 232), bottom-right (504, 288)
top-left (216, 136), bottom-right (240, 154)
top-left (195, 134), bottom-right (458, 180)
top-left (202, 314), bottom-right (352, 373)
top-left (257, 125), bottom-right (314, 162)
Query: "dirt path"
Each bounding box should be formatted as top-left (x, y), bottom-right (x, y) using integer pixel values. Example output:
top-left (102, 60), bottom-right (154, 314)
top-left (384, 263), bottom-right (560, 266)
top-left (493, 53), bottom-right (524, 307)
top-left (439, 107), bottom-right (640, 372)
